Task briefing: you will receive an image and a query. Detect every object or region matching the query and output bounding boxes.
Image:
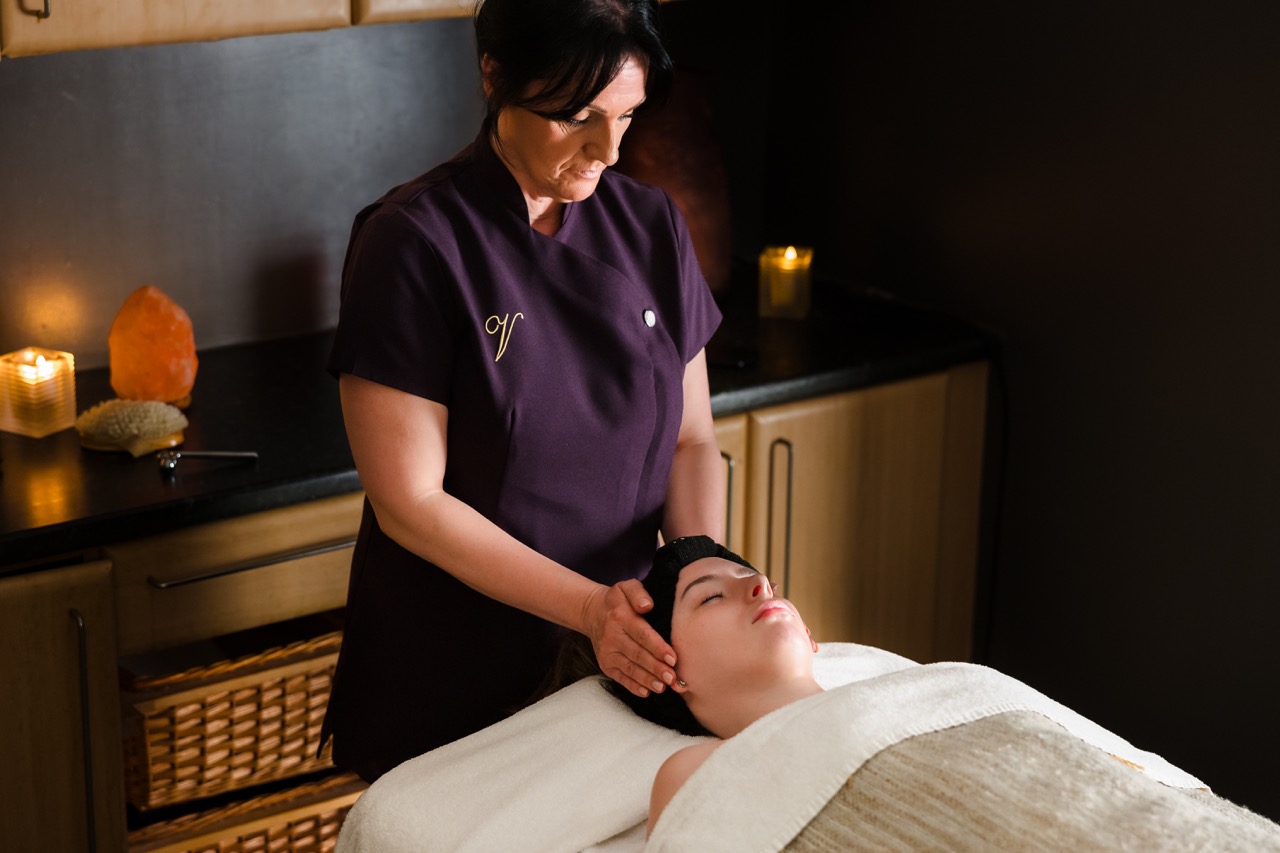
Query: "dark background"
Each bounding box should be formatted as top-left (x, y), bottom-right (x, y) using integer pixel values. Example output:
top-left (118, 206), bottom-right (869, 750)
top-left (1, 0), bottom-right (1277, 821)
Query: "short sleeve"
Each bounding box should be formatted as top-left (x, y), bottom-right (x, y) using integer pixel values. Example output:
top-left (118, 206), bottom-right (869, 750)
top-left (327, 208), bottom-right (458, 404)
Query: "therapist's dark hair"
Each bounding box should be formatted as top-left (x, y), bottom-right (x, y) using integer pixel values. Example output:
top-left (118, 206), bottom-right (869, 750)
top-left (605, 536), bottom-right (757, 737)
top-left (474, 0), bottom-right (674, 134)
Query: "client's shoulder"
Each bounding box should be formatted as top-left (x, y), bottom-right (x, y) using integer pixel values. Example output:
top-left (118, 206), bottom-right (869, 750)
top-left (648, 740), bottom-right (722, 836)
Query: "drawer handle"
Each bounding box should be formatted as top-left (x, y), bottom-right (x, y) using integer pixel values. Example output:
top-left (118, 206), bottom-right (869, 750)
top-left (767, 438), bottom-right (795, 597)
top-left (147, 536), bottom-right (356, 590)
top-left (70, 609), bottom-right (98, 853)
top-left (720, 450), bottom-right (735, 547)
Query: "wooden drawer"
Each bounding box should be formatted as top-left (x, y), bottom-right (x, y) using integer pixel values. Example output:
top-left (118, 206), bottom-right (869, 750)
top-left (107, 492), bottom-right (364, 656)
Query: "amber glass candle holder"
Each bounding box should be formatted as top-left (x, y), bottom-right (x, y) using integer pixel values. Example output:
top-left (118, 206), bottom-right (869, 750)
top-left (0, 347), bottom-right (77, 438)
top-left (758, 246), bottom-right (813, 319)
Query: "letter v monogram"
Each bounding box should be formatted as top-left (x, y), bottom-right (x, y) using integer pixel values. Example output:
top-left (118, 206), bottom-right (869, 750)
top-left (485, 312), bottom-right (524, 362)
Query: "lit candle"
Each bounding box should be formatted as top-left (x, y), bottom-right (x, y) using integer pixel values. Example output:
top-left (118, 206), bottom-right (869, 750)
top-left (0, 347), bottom-right (77, 438)
top-left (758, 245), bottom-right (814, 319)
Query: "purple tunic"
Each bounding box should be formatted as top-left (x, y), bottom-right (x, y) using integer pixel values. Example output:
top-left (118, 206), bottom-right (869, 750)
top-left (323, 133), bottom-right (721, 781)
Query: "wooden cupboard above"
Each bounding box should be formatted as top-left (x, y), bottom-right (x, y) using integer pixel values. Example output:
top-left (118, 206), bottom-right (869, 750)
top-left (0, 0), bottom-right (685, 57)
top-left (0, 0), bottom-right (350, 58)
top-left (352, 0), bottom-right (472, 26)
top-left (352, 0), bottom-right (679, 25)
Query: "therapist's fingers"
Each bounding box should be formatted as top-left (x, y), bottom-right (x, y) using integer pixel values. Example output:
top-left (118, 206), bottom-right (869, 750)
top-left (589, 583), bottom-right (677, 697)
top-left (615, 578), bottom-right (654, 614)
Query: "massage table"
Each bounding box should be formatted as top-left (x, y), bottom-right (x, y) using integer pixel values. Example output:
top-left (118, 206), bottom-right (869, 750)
top-left (335, 644), bottom-right (1280, 851)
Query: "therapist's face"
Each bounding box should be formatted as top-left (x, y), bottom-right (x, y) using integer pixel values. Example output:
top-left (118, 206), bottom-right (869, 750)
top-left (495, 55), bottom-right (647, 206)
top-left (669, 558), bottom-right (816, 696)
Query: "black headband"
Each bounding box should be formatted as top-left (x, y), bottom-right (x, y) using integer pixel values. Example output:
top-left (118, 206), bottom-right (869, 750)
top-left (644, 535), bottom-right (756, 644)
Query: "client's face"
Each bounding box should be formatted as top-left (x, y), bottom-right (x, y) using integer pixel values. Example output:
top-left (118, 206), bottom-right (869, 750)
top-left (670, 558), bottom-right (816, 696)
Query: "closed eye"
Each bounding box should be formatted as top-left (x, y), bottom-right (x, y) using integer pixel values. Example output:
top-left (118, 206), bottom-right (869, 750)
top-left (699, 592), bottom-right (723, 606)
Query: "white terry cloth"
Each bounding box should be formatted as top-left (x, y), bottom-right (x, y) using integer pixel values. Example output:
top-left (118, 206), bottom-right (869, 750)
top-left (645, 661), bottom-right (1208, 853)
top-left (335, 676), bottom-right (703, 853)
top-left (336, 643), bottom-right (912, 853)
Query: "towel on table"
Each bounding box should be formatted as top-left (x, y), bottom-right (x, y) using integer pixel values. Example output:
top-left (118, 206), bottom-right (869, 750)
top-left (335, 643), bottom-right (915, 853)
top-left (645, 661), bottom-right (1207, 853)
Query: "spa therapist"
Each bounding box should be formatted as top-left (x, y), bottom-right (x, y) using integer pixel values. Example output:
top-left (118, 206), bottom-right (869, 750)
top-left (321, 0), bottom-right (724, 783)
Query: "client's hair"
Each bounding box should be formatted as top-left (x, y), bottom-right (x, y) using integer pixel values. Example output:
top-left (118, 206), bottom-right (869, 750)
top-left (608, 536), bottom-right (757, 736)
top-left (533, 536), bottom-right (757, 737)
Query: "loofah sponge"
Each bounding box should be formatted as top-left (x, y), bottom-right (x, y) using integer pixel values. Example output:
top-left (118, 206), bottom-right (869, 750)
top-left (76, 399), bottom-right (189, 458)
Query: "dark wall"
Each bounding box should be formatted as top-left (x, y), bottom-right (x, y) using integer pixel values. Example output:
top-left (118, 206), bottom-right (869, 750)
top-left (0, 19), bottom-right (482, 369)
top-left (722, 0), bottom-right (1279, 821)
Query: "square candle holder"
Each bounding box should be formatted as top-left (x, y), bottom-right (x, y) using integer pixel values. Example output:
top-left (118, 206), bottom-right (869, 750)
top-left (0, 347), bottom-right (77, 438)
top-left (758, 245), bottom-right (814, 319)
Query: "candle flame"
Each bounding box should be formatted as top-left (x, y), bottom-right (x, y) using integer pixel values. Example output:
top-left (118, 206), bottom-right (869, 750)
top-left (17, 353), bottom-right (57, 383)
top-left (784, 246), bottom-right (798, 261)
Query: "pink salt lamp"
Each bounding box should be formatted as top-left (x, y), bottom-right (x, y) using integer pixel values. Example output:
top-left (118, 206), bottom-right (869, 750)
top-left (108, 286), bottom-right (198, 408)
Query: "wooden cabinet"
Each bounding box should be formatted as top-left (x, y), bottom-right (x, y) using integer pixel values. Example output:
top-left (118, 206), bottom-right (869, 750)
top-left (737, 361), bottom-right (988, 663)
top-left (106, 491), bottom-right (363, 656)
top-left (0, 0), bottom-right (350, 58)
top-left (0, 559), bottom-right (126, 853)
top-left (352, 0), bottom-right (471, 25)
top-left (714, 413), bottom-right (748, 555)
top-left (0, 492), bottom-right (364, 851)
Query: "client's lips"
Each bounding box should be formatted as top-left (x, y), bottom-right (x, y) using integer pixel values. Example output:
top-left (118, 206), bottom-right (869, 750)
top-left (753, 601), bottom-right (792, 623)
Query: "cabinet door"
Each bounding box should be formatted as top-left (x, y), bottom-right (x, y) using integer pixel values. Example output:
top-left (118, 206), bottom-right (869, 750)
top-left (744, 362), bottom-right (987, 663)
top-left (0, 560), bottom-right (125, 853)
top-left (714, 414), bottom-right (748, 554)
top-left (353, 0), bottom-right (472, 25)
top-left (0, 0), bottom-right (349, 58)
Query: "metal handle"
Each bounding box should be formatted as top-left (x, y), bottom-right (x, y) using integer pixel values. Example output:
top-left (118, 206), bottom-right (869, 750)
top-left (147, 536), bottom-right (356, 589)
top-left (766, 438), bottom-right (795, 597)
top-left (69, 609), bottom-right (97, 853)
top-left (720, 450), bottom-right (735, 547)
top-left (158, 449), bottom-right (259, 472)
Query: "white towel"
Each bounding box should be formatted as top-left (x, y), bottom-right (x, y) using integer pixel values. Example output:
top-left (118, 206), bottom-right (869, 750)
top-left (645, 661), bottom-right (1207, 853)
top-left (335, 676), bottom-right (705, 853)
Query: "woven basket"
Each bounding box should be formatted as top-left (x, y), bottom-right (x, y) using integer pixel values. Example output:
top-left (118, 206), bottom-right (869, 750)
top-left (126, 771), bottom-right (366, 853)
top-left (122, 630), bottom-right (343, 811)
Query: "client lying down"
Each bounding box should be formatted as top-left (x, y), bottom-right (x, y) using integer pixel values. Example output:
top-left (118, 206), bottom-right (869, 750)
top-left (335, 536), bottom-right (1280, 852)
top-left (616, 536), bottom-right (1280, 851)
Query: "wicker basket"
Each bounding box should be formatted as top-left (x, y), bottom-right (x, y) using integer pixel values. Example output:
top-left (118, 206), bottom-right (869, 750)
top-left (121, 630), bottom-right (343, 811)
top-left (126, 771), bottom-right (366, 853)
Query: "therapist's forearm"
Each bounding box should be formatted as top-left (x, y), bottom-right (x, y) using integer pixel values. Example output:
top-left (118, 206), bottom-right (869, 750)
top-left (662, 437), bottom-right (725, 543)
top-left (372, 488), bottom-right (605, 635)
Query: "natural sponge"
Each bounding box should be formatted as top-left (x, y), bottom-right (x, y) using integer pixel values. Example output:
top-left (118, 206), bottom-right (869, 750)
top-left (108, 285), bottom-right (198, 407)
top-left (76, 399), bottom-right (188, 457)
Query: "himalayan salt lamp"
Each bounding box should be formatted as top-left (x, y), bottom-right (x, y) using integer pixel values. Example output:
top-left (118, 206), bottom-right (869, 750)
top-left (108, 286), bottom-right (198, 407)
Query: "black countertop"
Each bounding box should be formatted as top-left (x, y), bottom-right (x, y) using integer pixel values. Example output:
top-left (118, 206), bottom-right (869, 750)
top-left (0, 273), bottom-right (993, 570)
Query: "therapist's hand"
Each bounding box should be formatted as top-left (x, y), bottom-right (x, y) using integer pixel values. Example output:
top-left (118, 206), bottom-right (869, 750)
top-left (583, 580), bottom-right (681, 698)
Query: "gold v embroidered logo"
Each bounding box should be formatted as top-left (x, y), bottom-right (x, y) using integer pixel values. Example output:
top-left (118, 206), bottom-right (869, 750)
top-left (485, 312), bottom-right (524, 362)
